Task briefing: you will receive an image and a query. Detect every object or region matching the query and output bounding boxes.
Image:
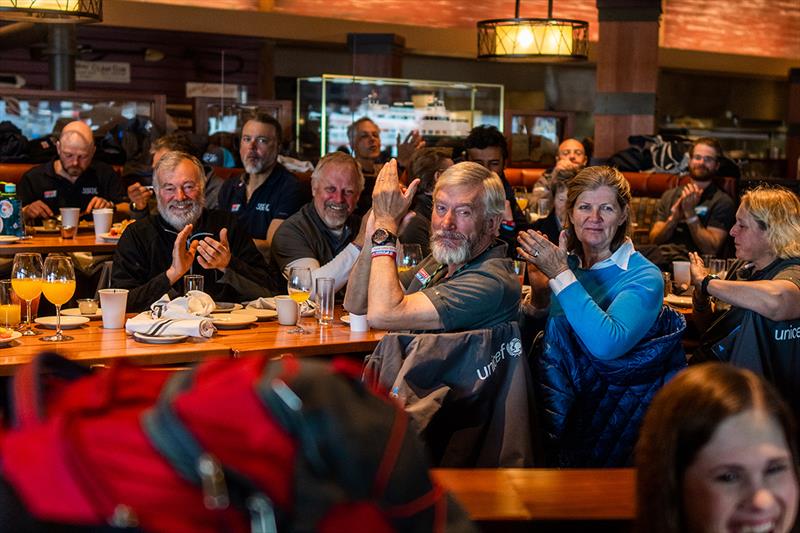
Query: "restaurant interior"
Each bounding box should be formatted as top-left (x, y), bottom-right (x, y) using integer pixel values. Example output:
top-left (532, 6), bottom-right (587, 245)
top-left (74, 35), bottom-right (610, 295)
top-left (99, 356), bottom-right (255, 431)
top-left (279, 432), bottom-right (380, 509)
top-left (0, 0), bottom-right (798, 531)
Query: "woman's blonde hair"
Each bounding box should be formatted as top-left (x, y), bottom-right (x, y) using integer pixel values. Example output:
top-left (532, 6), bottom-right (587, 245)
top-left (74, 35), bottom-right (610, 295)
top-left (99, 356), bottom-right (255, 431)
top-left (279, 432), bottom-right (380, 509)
top-left (740, 186), bottom-right (800, 259)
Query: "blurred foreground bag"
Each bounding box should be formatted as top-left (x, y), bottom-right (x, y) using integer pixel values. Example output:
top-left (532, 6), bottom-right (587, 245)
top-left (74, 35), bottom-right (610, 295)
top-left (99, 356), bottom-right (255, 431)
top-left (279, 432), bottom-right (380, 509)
top-left (0, 353), bottom-right (475, 533)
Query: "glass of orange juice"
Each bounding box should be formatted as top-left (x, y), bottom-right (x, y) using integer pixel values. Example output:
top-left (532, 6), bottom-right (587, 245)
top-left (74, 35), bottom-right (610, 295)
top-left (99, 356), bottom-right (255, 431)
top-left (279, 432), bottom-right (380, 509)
top-left (40, 254), bottom-right (76, 342)
top-left (11, 252), bottom-right (43, 336)
top-left (0, 280), bottom-right (21, 329)
top-left (287, 266), bottom-right (311, 334)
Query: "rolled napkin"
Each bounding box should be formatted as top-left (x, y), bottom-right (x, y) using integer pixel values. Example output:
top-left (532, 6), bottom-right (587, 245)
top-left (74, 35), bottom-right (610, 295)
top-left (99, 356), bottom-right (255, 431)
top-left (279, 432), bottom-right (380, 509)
top-left (126, 312), bottom-right (216, 338)
top-left (151, 291), bottom-right (215, 319)
top-left (249, 296), bottom-right (317, 317)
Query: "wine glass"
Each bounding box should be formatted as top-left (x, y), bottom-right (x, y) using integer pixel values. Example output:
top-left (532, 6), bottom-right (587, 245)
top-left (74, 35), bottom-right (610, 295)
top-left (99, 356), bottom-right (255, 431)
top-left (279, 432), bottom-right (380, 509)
top-left (513, 186), bottom-right (529, 213)
top-left (287, 266), bottom-right (312, 334)
top-left (397, 243), bottom-right (422, 273)
top-left (11, 253), bottom-right (43, 336)
top-left (40, 255), bottom-right (76, 342)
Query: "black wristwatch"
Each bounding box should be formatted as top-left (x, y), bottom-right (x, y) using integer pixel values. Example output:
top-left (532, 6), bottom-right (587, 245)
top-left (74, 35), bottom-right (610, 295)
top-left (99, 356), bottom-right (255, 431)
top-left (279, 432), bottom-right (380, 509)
top-left (371, 228), bottom-right (398, 247)
top-left (701, 274), bottom-right (719, 297)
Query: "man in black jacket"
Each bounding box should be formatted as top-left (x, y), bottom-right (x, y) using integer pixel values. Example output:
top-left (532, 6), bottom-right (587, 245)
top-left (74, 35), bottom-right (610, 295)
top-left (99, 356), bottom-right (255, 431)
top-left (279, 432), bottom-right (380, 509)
top-left (112, 151), bottom-right (272, 311)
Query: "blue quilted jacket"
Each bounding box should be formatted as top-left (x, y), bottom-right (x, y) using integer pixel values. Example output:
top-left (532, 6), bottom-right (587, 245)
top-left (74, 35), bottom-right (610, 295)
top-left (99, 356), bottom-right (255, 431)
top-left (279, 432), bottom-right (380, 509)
top-left (537, 305), bottom-right (687, 467)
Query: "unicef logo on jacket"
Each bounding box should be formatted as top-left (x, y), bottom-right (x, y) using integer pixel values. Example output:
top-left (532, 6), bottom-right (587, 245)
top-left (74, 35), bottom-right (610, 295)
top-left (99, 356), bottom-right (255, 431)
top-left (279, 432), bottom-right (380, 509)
top-left (507, 337), bottom-right (522, 357)
top-left (477, 337), bottom-right (523, 381)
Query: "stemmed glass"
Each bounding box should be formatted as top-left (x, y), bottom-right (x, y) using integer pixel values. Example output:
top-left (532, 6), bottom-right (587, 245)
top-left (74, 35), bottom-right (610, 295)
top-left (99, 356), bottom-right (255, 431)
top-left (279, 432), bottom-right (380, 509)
top-left (11, 253), bottom-right (43, 336)
top-left (513, 186), bottom-right (529, 213)
top-left (40, 255), bottom-right (76, 342)
top-left (397, 243), bottom-right (422, 273)
top-left (287, 266), bottom-right (312, 334)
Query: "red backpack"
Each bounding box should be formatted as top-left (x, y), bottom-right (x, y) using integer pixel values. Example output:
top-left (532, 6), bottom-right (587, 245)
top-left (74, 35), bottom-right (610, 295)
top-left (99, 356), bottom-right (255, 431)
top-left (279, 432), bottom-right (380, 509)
top-left (0, 352), bottom-right (476, 533)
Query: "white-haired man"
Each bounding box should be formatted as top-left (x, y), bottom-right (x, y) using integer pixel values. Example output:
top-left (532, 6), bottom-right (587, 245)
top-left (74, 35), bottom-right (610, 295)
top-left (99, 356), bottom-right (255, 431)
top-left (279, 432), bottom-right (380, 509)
top-left (344, 160), bottom-right (520, 332)
top-left (112, 152), bottom-right (271, 311)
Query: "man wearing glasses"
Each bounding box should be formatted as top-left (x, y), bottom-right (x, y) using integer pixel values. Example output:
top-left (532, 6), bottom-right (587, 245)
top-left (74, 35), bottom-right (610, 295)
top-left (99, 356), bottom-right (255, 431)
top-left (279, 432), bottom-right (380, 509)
top-left (217, 114), bottom-right (304, 258)
top-left (648, 137), bottom-right (735, 265)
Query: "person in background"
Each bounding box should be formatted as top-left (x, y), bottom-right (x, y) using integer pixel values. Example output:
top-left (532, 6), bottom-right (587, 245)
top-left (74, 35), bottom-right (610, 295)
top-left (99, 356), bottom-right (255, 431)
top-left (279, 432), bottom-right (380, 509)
top-left (636, 363), bottom-right (798, 533)
top-left (112, 152), bottom-right (271, 311)
top-left (348, 116), bottom-right (425, 215)
top-left (398, 147), bottom-right (454, 256)
top-left (518, 166), bottom-right (685, 466)
top-left (270, 152), bottom-right (367, 296)
top-left (648, 137), bottom-right (735, 267)
top-left (530, 169), bottom-right (575, 244)
top-left (128, 133), bottom-right (224, 220)
top-left (217, 114), bottom-right (304, 258)
top-left (689, 186), bottom-right (800, 419)
top-left (463, 125), bottom-right (528, 256)
top-left (19, 120), bottom-right (129, 222)
top-left (344, 160), bottom-right (519, 332)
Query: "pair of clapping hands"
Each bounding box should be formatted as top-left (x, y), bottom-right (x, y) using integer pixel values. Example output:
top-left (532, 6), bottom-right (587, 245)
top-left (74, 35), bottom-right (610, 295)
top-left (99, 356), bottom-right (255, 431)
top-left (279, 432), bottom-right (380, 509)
top-left (166, 224), bottom-right (231, 284)
top-left (368, 159), bottom-right (421, 234)
top-left (669, 182), bottom-right (703, 223)
top-left (517, 229), bottom-right (569, 296)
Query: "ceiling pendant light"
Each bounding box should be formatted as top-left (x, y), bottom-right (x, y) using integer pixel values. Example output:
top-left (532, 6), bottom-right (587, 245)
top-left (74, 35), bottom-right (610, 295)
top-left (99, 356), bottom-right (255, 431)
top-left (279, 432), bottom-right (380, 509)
top-left (0, 0), bottom-right (102, 23)
top-left (477, 0), bottom-right (588, 61)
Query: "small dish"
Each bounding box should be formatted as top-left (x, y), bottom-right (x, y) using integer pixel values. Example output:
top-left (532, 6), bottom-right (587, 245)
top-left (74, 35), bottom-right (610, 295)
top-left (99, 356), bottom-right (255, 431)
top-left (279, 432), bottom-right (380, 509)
top-left (0, 330), bottom-right (22, 345)
top-left (98, 232), bottom-right (121, 242)
top-left (340, 314), bottom-right (351, 324)
top-left (235, 307), bottom-right (278, 321)
top-left (132, 332), bottom-right (188, 344)
top-left (62, 308), bottom-right (103, 319)
top-left (0, 235), bottom-right (20, 244)
top-left (35, 316), bottom-right (90, 329)
top-left (214, 302), bottom-right (243, 312)
top-left (664, 293), bottom-right (693, 308)
top-left (210, 313), bottom-right (257, 330)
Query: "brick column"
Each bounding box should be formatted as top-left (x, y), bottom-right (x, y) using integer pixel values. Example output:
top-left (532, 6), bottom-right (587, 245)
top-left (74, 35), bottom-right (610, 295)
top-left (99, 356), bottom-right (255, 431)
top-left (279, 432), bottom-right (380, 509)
top-left (594, 0), bottom-right (661, 160)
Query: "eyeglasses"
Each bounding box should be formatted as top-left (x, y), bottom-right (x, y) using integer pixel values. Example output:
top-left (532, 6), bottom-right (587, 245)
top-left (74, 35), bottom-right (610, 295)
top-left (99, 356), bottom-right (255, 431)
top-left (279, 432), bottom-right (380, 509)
top-left (241, 135), bottom-right (275, 146)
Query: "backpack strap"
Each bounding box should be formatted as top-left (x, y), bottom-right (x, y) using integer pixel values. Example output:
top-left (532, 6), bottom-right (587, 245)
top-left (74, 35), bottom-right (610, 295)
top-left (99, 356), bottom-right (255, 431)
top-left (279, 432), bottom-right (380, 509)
top-left (141, 369), bottom-right (279, 533)
top-left (9, 352), bottom-right (91, 429)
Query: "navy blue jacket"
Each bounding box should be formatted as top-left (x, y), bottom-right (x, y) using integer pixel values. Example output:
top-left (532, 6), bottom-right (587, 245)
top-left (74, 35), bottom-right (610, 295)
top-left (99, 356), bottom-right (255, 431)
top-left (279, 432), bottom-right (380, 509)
top-left (537, 305), bottom-right (686, 467)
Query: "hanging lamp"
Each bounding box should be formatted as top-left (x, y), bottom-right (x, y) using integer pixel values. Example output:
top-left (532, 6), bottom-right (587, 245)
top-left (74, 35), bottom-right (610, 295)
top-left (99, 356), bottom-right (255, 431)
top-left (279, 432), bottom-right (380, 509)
top-left (0, 0), bottom-right (102, 23)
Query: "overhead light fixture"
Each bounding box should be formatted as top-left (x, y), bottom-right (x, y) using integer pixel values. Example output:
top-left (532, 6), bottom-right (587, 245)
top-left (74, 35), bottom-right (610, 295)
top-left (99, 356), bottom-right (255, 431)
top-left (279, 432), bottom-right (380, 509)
top-left (477, 0), bottom-right (588, 61)
top-left (0, 0), bottom-right (102, 23)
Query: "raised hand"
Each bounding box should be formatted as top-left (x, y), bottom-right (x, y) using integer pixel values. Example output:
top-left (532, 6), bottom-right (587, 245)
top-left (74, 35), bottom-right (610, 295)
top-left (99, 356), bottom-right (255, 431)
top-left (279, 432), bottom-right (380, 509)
top-left (196, 228), bottom-right (232, 271)
top-left (166, 224), bottom-right (198, 284)
top-left (517, 229), bottom-right (568, 279)
top-left (372, 159), bottom-right (420, 230)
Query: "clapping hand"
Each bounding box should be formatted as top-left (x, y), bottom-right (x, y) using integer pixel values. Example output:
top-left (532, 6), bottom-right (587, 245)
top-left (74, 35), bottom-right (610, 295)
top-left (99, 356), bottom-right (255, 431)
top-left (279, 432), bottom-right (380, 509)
top-left (372, 159), bottom-right (420, 230)
top-left (166, 224), bottom-right (199, 284)
top-left (197, 228), bottom-right (231, 271)
top-left (517, 229), bottom-right (569, 279)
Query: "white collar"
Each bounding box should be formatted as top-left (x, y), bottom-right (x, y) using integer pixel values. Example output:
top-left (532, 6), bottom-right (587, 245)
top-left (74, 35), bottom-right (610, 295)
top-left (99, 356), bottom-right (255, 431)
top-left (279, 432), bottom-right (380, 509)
top-left (576, 238), bottom-right (635, 271)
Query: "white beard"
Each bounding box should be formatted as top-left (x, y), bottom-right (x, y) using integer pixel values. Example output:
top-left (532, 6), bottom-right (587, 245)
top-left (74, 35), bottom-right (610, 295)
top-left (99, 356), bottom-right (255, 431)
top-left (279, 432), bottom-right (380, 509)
top-left (430, 231), bottom-right (472, 265)
top-left (158, 198), bottom-right (204, 230)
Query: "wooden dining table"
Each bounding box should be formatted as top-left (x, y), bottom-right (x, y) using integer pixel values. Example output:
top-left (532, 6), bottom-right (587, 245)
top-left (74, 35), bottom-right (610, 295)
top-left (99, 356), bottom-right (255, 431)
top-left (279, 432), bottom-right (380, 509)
top-left (0, 308), bottom-right (385, 376)
top-left (0, 232), bottom-right (118, 257)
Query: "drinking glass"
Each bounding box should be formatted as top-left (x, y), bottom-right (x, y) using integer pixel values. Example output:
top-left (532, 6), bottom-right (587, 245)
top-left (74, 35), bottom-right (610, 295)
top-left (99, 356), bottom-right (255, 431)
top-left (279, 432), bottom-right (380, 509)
top-left (11, 253), bottom-right (43, 336)
top-left (40, 255), bottom-right (76, 342)
top-left (0, 280), bottom-right (21, 329)
top-left (287, 266), bottom-right (312, 334)
top-left (397, 243), bottom-right (422, 273)
top-left (512, 259), bottom-right (526, 285)
top-left (513, 186), bottom-right (529, 212)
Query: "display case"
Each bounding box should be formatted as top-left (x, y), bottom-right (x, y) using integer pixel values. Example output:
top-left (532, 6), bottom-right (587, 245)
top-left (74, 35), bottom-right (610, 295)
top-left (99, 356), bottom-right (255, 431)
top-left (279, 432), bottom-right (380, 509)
top-left (194, 98), bottom-right (292, 141)
top-left (504, 109), bottom-right (574, 168)
top-left (296, 74), bottom-right (504, 160)
top-left (0, 89), bottom-right (166, 139)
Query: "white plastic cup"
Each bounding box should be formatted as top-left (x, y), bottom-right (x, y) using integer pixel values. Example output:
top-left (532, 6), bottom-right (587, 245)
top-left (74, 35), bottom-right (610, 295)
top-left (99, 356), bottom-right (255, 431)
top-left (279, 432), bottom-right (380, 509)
top-left (98, 288), bottom-right (128, 329)
top-left (349, 313), bottom-right (369, 332)
top-left (315, 277), bottom-right (334, 326)
top-left (92, 208), bottom-right (114, 236)
top-left (60, 207), bottom-right (80, 228)
top-left (275, 295), bottom-right (298, 326)
top-left (672, 260), bottom-right (691, 287)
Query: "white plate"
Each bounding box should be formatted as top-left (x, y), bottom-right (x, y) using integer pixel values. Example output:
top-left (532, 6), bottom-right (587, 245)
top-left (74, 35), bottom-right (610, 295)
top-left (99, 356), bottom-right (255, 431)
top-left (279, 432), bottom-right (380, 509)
top-left (214, 302), bottom-right (243, 312)
top-left (211, 313), bottom-right (258, 329)
top-left (0, 235), bottom-right (20, 244)
top-left (0, 330), bottom-right (22, 345)
top-left (33, 225), bottom-right (60, 233)
top-left (62, 308), bottom-right (103, 319)
top-left (35, 316), bottom-right (90, 329)
top-left (664, 293), bottom-right (693, 308)
top-left (235, 307), bottom-right (278, 321)
top-left (340, 314), bottom-right (350, 324)
top-left (132, 332), bottom-right (188, 344)
top-left (98, 232), bottom-right (121, 242)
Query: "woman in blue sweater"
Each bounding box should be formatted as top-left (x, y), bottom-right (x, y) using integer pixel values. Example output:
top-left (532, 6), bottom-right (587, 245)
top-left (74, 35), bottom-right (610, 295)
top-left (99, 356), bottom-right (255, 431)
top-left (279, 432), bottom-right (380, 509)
top-left (517, 166), bottom-right (686, 466)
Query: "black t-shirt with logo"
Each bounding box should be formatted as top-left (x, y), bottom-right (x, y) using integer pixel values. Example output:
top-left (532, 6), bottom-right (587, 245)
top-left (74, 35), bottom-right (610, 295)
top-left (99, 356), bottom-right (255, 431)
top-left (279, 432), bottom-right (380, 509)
top-left (216, 163), bottom-right (303, 240)
top-left (18, 159), bottom-right (125, 217)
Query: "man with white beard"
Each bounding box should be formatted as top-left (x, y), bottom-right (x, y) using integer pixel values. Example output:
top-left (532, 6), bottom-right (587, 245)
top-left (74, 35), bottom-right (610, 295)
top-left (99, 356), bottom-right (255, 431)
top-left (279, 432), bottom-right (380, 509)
top-left (112, 152), bottom-right (272, 311)
top-left (344, 160), bottom-right (520, 332)
top-left (217, 114), bottom-right (304, 257)
top-left (270, 152), bottom-right (369, 295)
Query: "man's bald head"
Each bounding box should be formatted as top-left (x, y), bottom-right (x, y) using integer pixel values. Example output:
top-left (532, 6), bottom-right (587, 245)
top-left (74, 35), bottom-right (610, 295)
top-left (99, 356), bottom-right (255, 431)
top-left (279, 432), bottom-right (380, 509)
top-left (555, 138), bottom-right (587, 171)
top-left (57, 121), bottom-right (95, 178)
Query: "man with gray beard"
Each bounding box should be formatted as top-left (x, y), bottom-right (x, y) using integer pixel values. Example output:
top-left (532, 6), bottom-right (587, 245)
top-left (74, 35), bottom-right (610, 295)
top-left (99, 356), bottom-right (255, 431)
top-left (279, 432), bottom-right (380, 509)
top-left (344, 160), bottom-right (520, 332)
top-left (217, 114), bottom-right (304, 258)
top-left (112, 152), bottom-right (272, 311)
top-left (270, 152), bottom-right (369, 295)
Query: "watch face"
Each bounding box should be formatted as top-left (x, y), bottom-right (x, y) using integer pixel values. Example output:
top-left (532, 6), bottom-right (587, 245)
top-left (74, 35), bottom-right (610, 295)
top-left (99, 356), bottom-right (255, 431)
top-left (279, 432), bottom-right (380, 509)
top-left (372, 228), bottom-right (389, 245)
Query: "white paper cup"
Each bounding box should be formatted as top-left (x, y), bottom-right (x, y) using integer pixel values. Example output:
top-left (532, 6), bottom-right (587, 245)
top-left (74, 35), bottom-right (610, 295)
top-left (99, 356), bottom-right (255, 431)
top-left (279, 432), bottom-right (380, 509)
top-left (98, 288), bottom-right (128, 329)
top-left (672, 260), bottom-right (691, 287)
top-left (93, 208), bottom-right (114, 236)
top-left (275, 295), bottom-right (298, 326)
top-left (349, 313), bottom-right (369, 332)
top-left (60, 207), bottom-right (80, 228)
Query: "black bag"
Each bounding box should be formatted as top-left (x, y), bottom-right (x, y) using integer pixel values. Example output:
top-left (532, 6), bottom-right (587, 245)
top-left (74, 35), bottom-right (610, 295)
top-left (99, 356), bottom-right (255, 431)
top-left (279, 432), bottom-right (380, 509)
top-left (0, 121), bottom-right (29, 162)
